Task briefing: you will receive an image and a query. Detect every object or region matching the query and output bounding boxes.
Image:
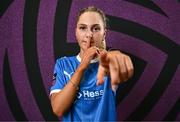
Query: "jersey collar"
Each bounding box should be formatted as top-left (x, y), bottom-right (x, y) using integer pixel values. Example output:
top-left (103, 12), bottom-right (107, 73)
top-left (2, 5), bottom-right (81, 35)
top-left (76, 54), bottom-right (99, 63)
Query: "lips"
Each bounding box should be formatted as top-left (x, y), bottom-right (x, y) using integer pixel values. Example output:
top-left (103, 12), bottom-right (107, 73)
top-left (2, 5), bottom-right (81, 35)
top-left (82, 40), bottom-right (95, 47)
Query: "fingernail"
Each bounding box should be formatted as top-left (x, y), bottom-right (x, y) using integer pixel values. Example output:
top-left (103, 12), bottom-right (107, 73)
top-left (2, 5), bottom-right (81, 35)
top-left (96, 81), bottom-right (99, 86)
top-left (96, 80), bottom-right (100, 86)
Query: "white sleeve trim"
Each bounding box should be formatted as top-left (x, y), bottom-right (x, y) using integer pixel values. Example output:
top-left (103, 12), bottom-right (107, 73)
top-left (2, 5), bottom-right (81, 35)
top-left (50, 89), bottom-right (61, 96)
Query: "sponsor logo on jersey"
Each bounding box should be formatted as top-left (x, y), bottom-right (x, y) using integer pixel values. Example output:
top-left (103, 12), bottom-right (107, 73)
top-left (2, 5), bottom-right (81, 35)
top-left (77, 89), bottom-right (104, 100)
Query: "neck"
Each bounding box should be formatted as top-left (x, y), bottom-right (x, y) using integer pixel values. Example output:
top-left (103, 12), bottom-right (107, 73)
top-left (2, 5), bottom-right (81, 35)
top-left (79, 49), bottom-right (85, 59)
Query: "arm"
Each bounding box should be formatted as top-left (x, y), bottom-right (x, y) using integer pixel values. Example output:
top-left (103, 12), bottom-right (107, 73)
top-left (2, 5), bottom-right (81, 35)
top-left (50, 64), bottom-right (85, 117)
top-left (50, 46), bottom-right (98, 117)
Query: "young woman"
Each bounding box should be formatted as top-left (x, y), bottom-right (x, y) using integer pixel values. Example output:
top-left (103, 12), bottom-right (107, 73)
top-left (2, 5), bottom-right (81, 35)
top-left (50, 6), bottom-right (134, 121)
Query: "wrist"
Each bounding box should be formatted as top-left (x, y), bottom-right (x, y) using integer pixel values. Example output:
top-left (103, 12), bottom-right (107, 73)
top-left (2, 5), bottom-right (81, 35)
top-left (69, 80), bottom-right (79, 90)
top-left (78, 63), bottom-right (87, 71)
top-left (78, 62), bottom-right (87, 72)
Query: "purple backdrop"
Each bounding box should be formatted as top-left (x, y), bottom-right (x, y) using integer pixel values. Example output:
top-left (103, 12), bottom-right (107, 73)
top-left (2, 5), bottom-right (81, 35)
top-left (0, 0), bottom-right (179, 121)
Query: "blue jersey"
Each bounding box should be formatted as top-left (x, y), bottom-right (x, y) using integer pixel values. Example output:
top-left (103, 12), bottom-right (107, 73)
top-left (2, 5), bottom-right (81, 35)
top-left (50, 55), bottom-right (117, 121)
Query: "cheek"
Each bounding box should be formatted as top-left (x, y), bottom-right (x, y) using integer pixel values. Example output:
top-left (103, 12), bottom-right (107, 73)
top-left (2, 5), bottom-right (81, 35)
top-left (93, 33), bottom-right (105, 47)
top-left (93, 33), bottom-right (104, 41)
top-left (76, 30), bottom-right (85, 40)
top-left (76, 31), bottom-right (82, 41)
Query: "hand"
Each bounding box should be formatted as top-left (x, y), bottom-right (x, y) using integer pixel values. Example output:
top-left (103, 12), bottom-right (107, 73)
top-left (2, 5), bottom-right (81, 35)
top-left (96, 50), bottom-right (134, 86)
top-left (80, 46), bottom-right (98, 70)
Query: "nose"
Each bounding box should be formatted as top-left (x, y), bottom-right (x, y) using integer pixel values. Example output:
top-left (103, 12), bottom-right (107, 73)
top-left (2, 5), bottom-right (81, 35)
top-left (86, 30), bottom-right (93, 38)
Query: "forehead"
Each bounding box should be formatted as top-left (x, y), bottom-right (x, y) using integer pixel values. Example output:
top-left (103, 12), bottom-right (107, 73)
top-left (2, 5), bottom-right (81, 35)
top-left (77, 11), bottom-right (103, 25)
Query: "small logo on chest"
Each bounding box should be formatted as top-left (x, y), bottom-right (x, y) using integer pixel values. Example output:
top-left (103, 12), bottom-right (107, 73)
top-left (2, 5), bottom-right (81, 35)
top-left (63, 71), bottom-right (74, 79)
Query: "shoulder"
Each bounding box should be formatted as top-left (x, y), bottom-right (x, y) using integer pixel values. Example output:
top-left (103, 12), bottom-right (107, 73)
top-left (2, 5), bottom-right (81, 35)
top-left (56, 55), bottom-right (77, 64)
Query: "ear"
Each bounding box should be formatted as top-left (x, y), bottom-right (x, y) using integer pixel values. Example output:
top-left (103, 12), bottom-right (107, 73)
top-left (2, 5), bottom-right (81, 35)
top-left (100, 39), bottom-right (106, 50)
top-left (103, 29), bottom-right (107, 41)
top-left (103, 28), bottom-right (107, 38)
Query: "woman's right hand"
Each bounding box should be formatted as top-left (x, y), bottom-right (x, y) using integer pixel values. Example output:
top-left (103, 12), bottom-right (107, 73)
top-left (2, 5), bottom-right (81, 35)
top-left (80, 46), bottom-right (98, 70)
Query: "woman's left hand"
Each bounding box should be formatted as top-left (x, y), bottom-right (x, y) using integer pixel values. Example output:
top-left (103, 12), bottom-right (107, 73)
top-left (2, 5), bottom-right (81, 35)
top-left (96, 50), bottom-right (134, 87)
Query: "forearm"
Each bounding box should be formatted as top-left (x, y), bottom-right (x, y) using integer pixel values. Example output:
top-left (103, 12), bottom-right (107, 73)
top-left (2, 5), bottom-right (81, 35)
top-left (51, 65), bottom-right (85, 117)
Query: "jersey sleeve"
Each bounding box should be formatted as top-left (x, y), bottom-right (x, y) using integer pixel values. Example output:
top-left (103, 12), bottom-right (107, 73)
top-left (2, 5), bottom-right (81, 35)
top-left (50, 59), bottom-right (66, 95)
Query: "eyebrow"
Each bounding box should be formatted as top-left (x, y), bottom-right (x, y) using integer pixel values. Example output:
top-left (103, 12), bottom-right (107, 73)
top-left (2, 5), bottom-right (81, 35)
top-left (77, 24), bottom-right (100, 26)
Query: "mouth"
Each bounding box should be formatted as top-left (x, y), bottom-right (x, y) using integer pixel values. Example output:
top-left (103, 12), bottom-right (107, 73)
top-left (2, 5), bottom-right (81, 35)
top-left (82, 41), bottom-right (95, 47)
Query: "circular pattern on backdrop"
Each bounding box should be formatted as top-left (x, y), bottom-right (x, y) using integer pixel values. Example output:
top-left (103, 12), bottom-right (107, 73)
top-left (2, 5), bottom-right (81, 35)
top-left (1, 0), bottom-right (180, 121)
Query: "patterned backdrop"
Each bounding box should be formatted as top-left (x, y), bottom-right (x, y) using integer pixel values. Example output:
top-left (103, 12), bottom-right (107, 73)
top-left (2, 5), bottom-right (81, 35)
top-left (0, 0), bottom-right (179, 121)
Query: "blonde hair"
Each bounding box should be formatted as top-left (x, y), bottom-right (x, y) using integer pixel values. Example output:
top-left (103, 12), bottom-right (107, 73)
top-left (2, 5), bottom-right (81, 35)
top-left (76, 6), bottom-right (107, 28)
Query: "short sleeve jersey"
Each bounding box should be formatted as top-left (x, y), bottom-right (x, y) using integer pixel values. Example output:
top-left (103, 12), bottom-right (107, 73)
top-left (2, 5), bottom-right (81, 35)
top-left (50, 55), bottom-right (117, 121)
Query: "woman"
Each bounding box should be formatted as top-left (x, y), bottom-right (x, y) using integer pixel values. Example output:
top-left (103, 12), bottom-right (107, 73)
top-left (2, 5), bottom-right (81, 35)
top-left (50, 6), bottom-right (134, 121)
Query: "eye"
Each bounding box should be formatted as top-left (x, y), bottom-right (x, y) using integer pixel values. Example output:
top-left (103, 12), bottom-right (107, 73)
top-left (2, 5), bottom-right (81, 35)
top-left (92, 26), bottom-right (100, 32)
top-left (79, 26), bottom-right (86, 30)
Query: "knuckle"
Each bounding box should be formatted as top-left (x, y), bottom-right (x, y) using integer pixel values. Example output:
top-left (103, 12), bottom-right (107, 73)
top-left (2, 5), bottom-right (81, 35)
top-left (129, 67), bottom-right (134, 73)
top-left (112, 79), bottom-right (119, 85)
top-left (121, 70), bottom-right (127, 76)
top-left (112, 66), bottom-right (118, 71)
